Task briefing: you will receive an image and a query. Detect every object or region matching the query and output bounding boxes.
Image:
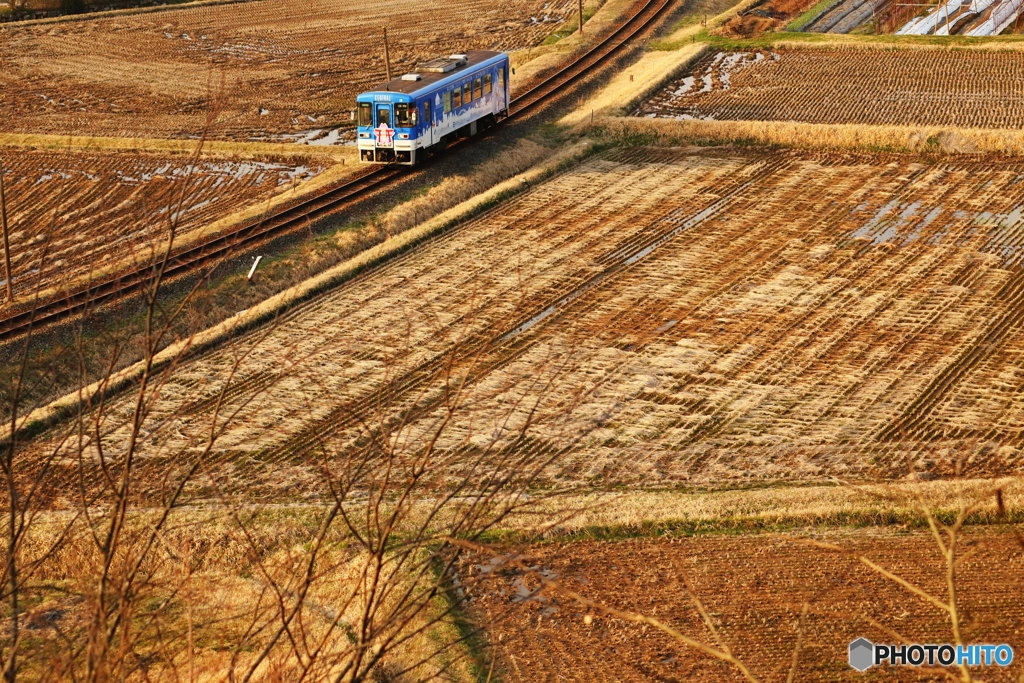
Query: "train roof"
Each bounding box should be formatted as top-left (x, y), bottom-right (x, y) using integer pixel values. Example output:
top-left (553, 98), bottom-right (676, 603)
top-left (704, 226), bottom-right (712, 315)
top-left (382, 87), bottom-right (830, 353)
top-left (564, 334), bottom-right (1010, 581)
top-left (359, 50), bottom-right (506, 98)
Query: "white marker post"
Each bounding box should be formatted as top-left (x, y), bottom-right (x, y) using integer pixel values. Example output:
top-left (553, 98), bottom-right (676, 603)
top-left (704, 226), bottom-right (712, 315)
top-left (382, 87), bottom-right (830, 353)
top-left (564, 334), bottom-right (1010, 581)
top-left (247, 255), bottom-right (263, 281)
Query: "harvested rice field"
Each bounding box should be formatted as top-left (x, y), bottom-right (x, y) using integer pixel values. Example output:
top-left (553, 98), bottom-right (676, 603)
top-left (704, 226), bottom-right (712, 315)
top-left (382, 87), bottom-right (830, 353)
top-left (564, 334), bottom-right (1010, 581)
top-left (459, 527), bottom-right (1024, 682)
top-left (20, 145), bottom-right (1024, 499)
top-left (637, 48), bottom-right (1024, 128)
top-left (0, 147), bottom-right (326, 303)
top-left (0, 0), bottom-right (574, 141)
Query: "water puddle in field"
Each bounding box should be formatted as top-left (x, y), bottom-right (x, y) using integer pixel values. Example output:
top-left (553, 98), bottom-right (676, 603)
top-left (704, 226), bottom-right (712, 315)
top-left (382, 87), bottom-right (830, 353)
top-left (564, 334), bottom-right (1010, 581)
top-left (851, 200), bottom-right (944, 244)
top-left (0, 267), bottom-right (40, 289)
top-left (303, 129), bottom-right (346, 146)
top-left (639, 51), bottom-right (781, 119)
top-left (109, 160), bottom-right (317, 185)
top-left (254, 128), bottom-right (354, 146)
top-left (662, 51), bottom-right (780, 98)
top-left (847, 200), bottom-right (1024, 263)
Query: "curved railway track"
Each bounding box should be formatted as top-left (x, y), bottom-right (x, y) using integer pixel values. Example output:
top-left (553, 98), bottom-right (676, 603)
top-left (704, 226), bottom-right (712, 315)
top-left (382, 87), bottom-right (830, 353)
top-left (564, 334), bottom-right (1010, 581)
top-left (0, 0), bottom-right (673, 343)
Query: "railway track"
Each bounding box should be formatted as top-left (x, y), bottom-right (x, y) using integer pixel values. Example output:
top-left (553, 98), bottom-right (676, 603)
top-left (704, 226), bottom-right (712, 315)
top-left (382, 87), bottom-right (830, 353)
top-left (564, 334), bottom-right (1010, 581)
top-left (0, 0), bottom-right (673, 343)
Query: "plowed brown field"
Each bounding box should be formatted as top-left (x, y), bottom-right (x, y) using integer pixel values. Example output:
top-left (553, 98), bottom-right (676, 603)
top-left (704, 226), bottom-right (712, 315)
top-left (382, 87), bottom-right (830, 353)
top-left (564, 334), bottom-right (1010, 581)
top-left (636, 48), bottom-right (1024, 129)
top-left (0, 147), bottom-right (325, 303)
top-left (0, 0), bottom-right (572, 141)
top-left (459, 529), bottom-right (1024, 682)
top-left (19, 145), bottom-right (1024, 499)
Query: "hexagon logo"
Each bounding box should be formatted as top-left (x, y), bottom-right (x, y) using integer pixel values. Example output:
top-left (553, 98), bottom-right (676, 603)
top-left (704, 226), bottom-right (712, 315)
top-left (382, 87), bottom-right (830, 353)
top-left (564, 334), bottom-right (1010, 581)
top-left (849, 638), bottom-right (874, 672)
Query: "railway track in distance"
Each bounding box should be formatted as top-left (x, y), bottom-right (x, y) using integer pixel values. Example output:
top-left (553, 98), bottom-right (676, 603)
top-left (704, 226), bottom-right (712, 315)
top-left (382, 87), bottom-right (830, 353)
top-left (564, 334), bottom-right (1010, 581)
top-left (0, 0), bottom-right (673, 343)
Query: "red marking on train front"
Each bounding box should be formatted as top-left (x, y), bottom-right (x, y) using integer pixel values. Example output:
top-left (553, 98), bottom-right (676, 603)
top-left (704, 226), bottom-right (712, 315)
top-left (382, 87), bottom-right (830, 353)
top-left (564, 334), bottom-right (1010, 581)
top-left (374, 124), bottom-right (395, 147)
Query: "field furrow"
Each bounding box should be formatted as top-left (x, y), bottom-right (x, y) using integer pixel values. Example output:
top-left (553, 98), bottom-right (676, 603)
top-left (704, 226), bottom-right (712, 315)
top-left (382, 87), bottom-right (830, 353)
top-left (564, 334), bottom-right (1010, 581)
top-left (461, 530), bottom-right (1024, 683)
top-left (0, 147), bottom-right (326, 303)
top-left (19, 146), bottom-right (1024, 498)
top-left (0, 0), bottom-right (573, 140)
top-left (637, 48), bottom-right (1024, 129)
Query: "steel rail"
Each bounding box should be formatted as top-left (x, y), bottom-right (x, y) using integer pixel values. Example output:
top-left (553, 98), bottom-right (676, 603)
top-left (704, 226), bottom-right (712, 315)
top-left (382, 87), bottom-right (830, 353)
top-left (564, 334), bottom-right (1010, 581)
top-left (0, 0), bottom-right (672, 343)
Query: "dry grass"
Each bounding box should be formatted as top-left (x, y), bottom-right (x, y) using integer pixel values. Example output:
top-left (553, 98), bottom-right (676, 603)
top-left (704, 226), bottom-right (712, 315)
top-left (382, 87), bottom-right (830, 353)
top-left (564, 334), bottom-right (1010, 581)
top-left (16, 480), bottom-right (1014, 681)
top-left (0, 133), bottom-right (354, 159)
top-left (378, 139), bottom-right (555, 237)
top-left (11, 509), bottom-right (476, 682)
top-left (4, 0), bottom-right (249, 27)
top-left (767, 34), bottom-right (1024, 50)
top-left (561, 43), bottom-right (710, 124)
top-left (500, 478), bottom-right (1024, 534)
top-left (592, 115), bottom-right (1024, 153)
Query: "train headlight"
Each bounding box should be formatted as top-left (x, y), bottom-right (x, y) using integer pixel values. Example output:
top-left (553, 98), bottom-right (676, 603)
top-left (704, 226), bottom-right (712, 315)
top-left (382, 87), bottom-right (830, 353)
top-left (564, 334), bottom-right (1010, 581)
top-left (398, 134), bottom-right (409, 139)
top-left (358, 132), bottom-right (370, 138)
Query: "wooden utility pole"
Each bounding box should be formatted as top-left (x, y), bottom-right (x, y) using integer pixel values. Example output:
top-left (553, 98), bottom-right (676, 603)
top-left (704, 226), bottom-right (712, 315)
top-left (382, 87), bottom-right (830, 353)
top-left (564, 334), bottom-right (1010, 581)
top-left (383, 28), bottom-right (393, 82)
top-left (0, 160), bottom-right (13, 304)
top-left (579, 0), bottom-right (585, 34)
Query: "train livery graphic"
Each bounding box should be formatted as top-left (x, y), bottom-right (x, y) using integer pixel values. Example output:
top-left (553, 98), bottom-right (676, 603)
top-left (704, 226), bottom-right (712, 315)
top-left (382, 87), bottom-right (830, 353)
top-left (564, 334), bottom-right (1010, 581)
top-left (356, 50), bottom-right (510, 165)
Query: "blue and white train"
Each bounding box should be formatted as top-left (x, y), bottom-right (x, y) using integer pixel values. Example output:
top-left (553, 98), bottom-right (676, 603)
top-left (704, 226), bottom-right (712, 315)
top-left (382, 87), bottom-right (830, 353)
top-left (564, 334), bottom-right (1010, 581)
top-left (356, 50), bottom-right (510, 165)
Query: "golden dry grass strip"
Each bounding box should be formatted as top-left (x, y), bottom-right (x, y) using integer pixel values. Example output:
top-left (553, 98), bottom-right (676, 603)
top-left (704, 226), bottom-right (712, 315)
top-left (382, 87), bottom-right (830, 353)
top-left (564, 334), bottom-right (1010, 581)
top-left (590, 115), bottom-right (1024, 154)
top-left (1, 0), bottom-right (249, 27)
top-left (767, 34), bottom-right (1024, 51)
top-left (0, 133), bottom-right (354, 159)
top-left (500, 478), bottom-right (1023, 534)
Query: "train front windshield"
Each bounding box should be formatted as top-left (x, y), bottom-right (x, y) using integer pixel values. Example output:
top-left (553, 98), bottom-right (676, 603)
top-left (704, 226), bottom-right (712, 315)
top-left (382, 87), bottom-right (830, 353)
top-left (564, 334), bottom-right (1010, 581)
top-left (376, 105), bottom-right (391, 127)
top-left (358, 102), bottom-right (372, 127)
top-left (394, 103), bottom-right (416, 127)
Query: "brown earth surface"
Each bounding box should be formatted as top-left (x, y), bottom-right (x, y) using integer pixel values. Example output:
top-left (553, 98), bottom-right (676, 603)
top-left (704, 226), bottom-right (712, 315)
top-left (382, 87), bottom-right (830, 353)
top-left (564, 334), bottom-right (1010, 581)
top-left (460, 528), bottom-right (1024, 681)
top-left (17, 145), bottom-right (1024, 500)
top-left (0, 0), bottom-right (573, 141)
top-left (0, 146), bottom-right (327, 303)
top-left (636, 48), bottom-right (1024, 128)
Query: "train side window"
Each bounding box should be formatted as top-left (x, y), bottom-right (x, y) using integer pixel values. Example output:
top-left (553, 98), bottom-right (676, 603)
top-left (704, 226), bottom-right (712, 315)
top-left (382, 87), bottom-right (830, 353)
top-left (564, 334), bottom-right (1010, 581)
top-left (498, 67), bottom-right (505, 89)
top-left (358, 102), bottom-right (372, 127)
top-left (474, 78), bottom-right (482, 99)
top-left (464, 82), bottom-right (473, 104)
top-left (484, 74), bottom-right (492, 94)
top-left (454, 85), bottom-right (462, 108)
top-left (444, 91), bottom-right (452, 113)
top-left (423, 100), bottom-right (431, 125)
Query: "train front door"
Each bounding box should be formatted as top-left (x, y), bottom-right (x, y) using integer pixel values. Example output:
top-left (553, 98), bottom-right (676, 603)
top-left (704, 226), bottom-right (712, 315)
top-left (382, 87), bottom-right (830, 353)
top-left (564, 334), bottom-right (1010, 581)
top-left (374, 104), bottom-right (395, 151)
